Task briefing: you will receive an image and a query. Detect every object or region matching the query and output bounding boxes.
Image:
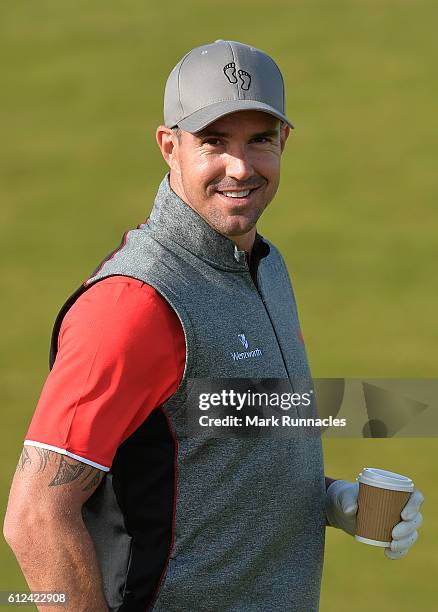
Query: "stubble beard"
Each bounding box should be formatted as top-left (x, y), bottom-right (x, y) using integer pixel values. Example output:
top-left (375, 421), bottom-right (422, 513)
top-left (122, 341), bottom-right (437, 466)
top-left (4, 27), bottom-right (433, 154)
top-left (180, 174), bottom-right (273, 239)
top-left (204, 203), bottom-right (264, 238)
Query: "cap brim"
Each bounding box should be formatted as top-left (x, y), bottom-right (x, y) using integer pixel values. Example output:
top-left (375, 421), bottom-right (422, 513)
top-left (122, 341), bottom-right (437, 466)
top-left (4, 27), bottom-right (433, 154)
top-left (176, 99), bottom-right (294, 133)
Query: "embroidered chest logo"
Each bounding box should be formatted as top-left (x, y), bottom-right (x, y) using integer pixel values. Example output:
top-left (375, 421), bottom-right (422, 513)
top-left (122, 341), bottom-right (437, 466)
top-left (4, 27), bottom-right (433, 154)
top-left (232, 333), bottom-right (263, 361)
top-left (223, 63), bottom-right (252, 91)
top-left (238, 333), bottom-right (249, 349)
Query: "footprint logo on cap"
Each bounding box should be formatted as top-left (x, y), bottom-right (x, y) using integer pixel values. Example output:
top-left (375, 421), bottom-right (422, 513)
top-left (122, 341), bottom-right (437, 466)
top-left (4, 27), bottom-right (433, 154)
top-left (223, 62), bottom-right (238, 84)
top-left (223, 63), bottom-right (252, 91)
top-left (238, 69), bottom-right (251, 91)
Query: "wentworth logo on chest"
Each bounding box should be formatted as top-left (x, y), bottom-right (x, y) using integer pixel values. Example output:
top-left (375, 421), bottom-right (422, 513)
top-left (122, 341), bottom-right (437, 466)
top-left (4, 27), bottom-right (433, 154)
top-left (232, 333), bottom-right (263, 361)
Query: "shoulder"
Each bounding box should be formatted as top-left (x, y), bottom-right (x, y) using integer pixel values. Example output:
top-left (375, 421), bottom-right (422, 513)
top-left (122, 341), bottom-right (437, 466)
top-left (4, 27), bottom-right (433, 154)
top-left (260, 236), bottom-right (282, 258)
top-left (82, 274), bottom-right (171, 307)
top-left (60, 275), bottom-right (181, 347)
top-left (259, 237), bottom-right (289, 272)
top-left (258, 236), bottom-right (299, 304)
top-left (70, 275), bottom-right (176, 319)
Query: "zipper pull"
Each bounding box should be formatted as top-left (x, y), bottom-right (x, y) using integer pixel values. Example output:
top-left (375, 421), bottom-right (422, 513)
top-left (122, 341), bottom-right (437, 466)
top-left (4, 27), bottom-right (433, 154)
top-left (233, 245), bottom-right (248, 268)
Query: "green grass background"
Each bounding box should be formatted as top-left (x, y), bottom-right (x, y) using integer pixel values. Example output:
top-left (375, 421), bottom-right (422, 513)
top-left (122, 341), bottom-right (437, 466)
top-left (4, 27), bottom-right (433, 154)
top-left (1, 1), bottom-right (437, 609)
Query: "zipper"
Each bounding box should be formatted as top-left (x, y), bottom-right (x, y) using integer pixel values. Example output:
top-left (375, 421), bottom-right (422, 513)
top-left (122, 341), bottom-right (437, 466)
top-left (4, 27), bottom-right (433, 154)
top-left (244, 253), bottom-right (292, 382)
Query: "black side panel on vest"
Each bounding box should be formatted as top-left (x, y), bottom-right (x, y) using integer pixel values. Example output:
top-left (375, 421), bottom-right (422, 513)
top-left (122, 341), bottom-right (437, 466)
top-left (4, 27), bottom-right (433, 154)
top-left (83, 407), bottom-right (176, 612)
top-left (115, 407), bottom-right (176, 610)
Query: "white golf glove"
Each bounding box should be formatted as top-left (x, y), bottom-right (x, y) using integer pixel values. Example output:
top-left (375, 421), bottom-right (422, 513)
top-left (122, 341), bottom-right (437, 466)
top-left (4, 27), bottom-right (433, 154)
top-left (325, 479), bottom-right (424, 560)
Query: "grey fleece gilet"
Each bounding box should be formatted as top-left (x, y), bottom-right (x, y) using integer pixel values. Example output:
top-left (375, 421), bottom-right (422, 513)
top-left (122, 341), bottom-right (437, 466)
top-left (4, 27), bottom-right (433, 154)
top-left (53, 174), bottom-right (326, 611)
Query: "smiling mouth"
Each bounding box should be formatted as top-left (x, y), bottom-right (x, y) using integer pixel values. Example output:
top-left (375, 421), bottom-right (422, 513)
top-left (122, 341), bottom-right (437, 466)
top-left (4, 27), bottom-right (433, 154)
top-left (215, 186), bottom-right (261, 201)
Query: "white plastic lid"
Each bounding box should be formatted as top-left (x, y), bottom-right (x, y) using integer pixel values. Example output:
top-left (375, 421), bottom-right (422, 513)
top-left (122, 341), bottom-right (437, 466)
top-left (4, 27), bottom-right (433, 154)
top-left (356, 467), bottom-right (414, 492)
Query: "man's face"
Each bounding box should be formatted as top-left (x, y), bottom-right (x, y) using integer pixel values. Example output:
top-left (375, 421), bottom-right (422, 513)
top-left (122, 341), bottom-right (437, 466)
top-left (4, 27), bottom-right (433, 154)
top-left (159, 111), bottom-right (290, 244)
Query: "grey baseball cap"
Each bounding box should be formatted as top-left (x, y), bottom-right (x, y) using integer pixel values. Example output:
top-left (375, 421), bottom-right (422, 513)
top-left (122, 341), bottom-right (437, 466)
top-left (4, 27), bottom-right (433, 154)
top-left (164, 40), bottom-right (293, 133)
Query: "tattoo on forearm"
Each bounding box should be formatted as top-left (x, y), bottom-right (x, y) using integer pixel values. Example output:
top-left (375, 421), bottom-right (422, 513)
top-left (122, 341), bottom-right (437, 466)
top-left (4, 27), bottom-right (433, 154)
top-left (82, 471), bottom-right (103, 491)
top-left (35, 447), bottom-right (51, 472)
top-left (80, 466), bottom-right (104, 491)
top-left (17, 447), bottom-right (31, 471)
top-left (49, 455), bottom-right (87, 487)
top-left (80, 466), bottom-right (94, 482)
top-left (16, 447), bottom-right (104, 491)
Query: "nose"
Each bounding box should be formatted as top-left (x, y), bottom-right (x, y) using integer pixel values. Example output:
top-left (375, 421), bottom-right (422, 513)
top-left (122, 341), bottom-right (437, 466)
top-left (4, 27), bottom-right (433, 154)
top-left (224, 149), bottom-right (254, 182)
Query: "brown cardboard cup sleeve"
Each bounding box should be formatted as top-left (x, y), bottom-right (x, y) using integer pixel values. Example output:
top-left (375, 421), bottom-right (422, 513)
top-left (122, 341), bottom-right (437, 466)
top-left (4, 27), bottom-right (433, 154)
top-left (355, 468), bottom-right (414, 547)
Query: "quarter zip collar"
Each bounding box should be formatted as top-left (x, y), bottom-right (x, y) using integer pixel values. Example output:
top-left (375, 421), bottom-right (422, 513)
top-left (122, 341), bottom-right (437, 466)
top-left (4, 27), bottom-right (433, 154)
top-left (146, 173), bottom-right (269, 271)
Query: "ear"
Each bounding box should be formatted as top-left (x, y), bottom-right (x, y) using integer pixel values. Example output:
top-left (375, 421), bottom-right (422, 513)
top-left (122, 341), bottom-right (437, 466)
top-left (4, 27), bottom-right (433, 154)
top-left (156, 126), bottom-right (180, 172)
top-left (280, 124), bottom-right (290, 153)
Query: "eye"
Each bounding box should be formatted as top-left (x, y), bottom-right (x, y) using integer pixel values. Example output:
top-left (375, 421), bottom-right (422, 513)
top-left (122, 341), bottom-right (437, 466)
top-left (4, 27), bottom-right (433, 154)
top-left (203, 138), bottom-right (223, 146)
top-left (251, 136), bottom-right (271, 144)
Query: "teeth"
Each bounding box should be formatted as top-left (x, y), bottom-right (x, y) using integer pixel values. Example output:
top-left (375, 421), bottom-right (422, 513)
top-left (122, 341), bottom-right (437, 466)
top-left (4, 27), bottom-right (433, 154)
top-left (221, 190), bottom-right (250, 198)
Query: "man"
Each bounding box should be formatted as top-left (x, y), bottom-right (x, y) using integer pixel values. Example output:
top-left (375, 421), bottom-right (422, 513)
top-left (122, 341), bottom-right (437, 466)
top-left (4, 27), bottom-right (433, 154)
top-left (4, 40), bottom-right (423, 611)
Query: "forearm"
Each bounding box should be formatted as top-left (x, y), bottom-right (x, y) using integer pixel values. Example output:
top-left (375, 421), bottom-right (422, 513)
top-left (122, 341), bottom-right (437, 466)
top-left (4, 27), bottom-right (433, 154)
top-left (8, 515), bottom-right (108, 612)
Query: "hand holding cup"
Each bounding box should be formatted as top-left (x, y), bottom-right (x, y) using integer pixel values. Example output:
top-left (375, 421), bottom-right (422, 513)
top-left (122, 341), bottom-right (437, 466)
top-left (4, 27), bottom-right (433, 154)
top-left (325, 468), bottom-right (424, 559)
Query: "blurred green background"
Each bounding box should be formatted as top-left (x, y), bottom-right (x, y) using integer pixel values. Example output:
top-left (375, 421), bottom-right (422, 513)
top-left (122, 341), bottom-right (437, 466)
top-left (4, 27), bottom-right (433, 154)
top-left (1, 0), bottom-right (437, 610)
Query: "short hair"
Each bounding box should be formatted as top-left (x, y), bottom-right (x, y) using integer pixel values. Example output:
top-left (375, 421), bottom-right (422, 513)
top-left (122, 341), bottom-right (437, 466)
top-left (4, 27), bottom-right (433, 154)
top-left (171, 126), bottom-right (182, 142)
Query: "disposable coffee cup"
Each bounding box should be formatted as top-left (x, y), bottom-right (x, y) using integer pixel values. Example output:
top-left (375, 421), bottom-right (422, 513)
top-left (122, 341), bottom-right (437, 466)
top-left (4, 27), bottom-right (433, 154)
top-left (355, 467), bottom-right (414, 547)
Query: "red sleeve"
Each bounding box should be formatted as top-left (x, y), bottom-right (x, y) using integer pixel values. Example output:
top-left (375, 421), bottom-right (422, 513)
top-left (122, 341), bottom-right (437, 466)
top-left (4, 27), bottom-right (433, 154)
top-left (24, 276), bottom-right (186, 471)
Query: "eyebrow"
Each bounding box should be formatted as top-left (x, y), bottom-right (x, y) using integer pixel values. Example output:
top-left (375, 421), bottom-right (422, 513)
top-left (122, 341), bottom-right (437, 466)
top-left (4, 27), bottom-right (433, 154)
top-left (195, 128), bottom-right (280, 140)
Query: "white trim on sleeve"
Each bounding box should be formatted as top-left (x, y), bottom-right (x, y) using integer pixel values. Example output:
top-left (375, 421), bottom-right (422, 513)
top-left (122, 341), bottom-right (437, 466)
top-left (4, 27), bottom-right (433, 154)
top-left (23, 440), bottom-right (110, 472)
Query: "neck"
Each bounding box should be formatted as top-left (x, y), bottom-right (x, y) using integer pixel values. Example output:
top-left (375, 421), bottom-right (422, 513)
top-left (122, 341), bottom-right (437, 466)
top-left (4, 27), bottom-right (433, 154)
top-left (231, 227), bottom-right (256, 256)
